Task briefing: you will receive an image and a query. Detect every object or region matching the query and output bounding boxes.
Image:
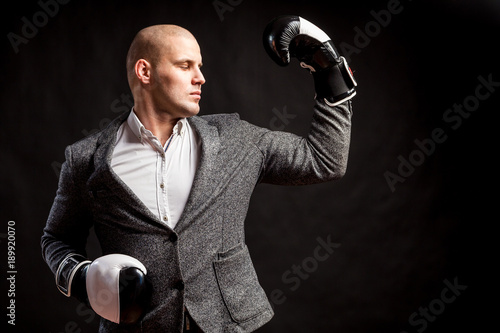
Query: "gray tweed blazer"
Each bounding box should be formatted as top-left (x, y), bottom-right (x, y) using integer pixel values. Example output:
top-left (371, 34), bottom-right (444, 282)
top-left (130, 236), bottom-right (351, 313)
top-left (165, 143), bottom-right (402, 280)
top-left (41, 100), bottom-right (352, 332)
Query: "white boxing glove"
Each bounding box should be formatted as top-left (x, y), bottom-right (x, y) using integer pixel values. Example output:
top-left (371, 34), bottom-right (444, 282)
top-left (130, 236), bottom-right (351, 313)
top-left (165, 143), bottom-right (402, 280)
top-left (86, 254), bottom-right (150, 323)
top-left (56, 253), bottom-right (151, 324)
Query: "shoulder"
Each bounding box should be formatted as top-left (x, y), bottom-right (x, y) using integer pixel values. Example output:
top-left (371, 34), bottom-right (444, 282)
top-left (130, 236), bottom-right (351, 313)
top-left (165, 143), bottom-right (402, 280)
top-left (191, 113), bottom-right (268, 137)
top-left (67, 130), bottom-right (100, 156)
top-left (196, 112), bottom-right (241, 128)
top-left (65, 112), bottom-right (128, 163)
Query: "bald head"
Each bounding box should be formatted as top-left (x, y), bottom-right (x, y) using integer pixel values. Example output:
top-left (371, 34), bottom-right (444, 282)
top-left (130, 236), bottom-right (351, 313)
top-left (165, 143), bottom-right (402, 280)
top-left (126, 24), bottom-right (196, 89)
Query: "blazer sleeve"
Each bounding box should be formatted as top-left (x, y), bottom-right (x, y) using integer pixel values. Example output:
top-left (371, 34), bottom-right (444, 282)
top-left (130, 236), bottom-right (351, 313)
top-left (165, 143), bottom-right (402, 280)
top-left (41, 145), bottom-right (94, 278)
top-left (254, 99), bottom-right (353, 185)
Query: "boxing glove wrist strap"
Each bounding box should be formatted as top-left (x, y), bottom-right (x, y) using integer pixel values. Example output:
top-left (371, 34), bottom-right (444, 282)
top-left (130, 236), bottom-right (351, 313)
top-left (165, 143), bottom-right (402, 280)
top-left (55, 253), bottom-right (91, 297)
top-left (312, 56), bottom-right (357, 107)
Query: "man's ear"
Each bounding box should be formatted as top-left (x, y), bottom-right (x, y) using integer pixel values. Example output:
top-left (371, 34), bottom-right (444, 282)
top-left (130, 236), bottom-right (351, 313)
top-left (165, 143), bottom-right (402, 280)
top-left (135, 59), bottom-right (152, 84)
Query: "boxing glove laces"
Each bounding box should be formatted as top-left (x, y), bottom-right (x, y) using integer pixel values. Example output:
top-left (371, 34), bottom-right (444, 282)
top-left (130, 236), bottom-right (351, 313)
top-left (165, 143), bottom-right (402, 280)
top-left (263, 15), bottom-right (357, 106)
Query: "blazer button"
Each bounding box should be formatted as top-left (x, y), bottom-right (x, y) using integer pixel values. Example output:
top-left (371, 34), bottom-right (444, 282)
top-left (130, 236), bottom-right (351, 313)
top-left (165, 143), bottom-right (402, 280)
top-left (169, 233), bottom-right (178, 243)
top-left (174, 280), bottom-right (184, 291)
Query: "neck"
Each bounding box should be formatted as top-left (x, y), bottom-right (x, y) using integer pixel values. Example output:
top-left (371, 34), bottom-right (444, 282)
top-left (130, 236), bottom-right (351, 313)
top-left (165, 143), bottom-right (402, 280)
top-left (133, 105), bottom-right (180, 146)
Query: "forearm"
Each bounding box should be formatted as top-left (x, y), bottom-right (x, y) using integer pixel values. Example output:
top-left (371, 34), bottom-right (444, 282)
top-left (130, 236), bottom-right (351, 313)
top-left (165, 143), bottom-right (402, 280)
top-left (41, 228), bottom-right (90, 296)
top-left (308, 98), bottom-right (352, 178)
top-left (41, 147), bottom-right (93, 295)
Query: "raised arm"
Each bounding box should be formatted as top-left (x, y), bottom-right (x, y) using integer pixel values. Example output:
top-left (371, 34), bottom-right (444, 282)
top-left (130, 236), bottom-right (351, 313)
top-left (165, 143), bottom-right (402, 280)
top-left (257, 15), bottom-right (356, 185)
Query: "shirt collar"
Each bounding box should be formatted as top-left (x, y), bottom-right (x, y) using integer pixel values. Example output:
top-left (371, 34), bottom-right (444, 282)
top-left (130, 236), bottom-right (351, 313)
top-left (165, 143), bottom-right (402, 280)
top-left (173, 118), bottom-right (187, 136)
top-left (127, 108), bottom-right (187, 143)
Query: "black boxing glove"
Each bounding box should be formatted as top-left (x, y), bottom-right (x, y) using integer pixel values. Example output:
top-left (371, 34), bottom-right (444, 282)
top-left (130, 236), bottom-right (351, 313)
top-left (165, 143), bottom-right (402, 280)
top-left (56, 253), bottom-right (152, 324)
top-left (263, 15), bottom-right (357, 106)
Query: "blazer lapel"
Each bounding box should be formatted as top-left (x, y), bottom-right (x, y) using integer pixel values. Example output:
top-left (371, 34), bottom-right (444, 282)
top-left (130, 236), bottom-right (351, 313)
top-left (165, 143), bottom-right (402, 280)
top-left (87, 112), bottom-right (165, 228)
top-left (87, 112), bottom-right (125, 188)
top-left (175, 116), bottom-right (221, 233)
top-left (87, 113), bottom-right (223, 232)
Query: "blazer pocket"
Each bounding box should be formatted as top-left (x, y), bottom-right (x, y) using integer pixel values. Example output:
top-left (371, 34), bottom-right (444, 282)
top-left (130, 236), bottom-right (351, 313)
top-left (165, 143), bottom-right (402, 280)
top-left (213, 244), bottom-right (270, 323)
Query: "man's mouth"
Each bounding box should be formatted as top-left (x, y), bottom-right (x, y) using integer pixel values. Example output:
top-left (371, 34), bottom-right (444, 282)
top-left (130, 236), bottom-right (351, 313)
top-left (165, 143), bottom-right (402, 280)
top-left (190, 91), bottom-right (201, 100)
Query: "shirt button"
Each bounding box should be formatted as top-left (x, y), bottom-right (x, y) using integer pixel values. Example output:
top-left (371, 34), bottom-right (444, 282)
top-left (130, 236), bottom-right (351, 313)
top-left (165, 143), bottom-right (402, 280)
top-left (163, 216), bottom-right (168, 222)
top-left (160, 183), bottom-right (165, 189)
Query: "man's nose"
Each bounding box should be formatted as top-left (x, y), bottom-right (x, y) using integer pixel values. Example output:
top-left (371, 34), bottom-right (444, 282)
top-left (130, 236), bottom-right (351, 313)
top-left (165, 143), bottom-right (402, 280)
top-left (193, 68), bottom-right (205, 85)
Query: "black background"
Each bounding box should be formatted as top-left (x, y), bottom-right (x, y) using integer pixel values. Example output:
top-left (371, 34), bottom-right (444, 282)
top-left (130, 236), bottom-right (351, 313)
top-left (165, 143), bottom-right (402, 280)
top-left (1, 0), bottom-right (498, 332)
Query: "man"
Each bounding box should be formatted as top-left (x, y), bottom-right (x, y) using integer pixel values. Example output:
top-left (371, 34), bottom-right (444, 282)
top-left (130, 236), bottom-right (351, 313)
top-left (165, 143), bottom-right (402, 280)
top-left (41, 16), bottom-right (356, 333)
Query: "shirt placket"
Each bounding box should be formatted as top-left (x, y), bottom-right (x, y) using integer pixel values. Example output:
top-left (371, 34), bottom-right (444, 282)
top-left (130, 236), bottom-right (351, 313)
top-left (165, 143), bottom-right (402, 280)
top-left (143, 128), bottom-right (171, 228)
top-left (157, 148), bottom-right (170, 226)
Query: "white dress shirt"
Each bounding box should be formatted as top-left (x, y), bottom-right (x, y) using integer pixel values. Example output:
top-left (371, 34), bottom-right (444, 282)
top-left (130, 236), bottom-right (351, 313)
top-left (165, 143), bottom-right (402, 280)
top-left (111, 110), bottom-right (200, 230)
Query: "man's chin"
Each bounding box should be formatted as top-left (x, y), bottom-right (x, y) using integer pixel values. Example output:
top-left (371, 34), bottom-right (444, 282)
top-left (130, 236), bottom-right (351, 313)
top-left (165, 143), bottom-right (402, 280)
top-left (183, 107), bottom-right (201, 118)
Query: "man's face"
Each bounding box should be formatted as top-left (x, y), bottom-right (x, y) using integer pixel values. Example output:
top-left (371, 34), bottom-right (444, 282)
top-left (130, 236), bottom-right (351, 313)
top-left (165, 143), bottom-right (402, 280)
top-left (150, 35), bottom-right (205, 118)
